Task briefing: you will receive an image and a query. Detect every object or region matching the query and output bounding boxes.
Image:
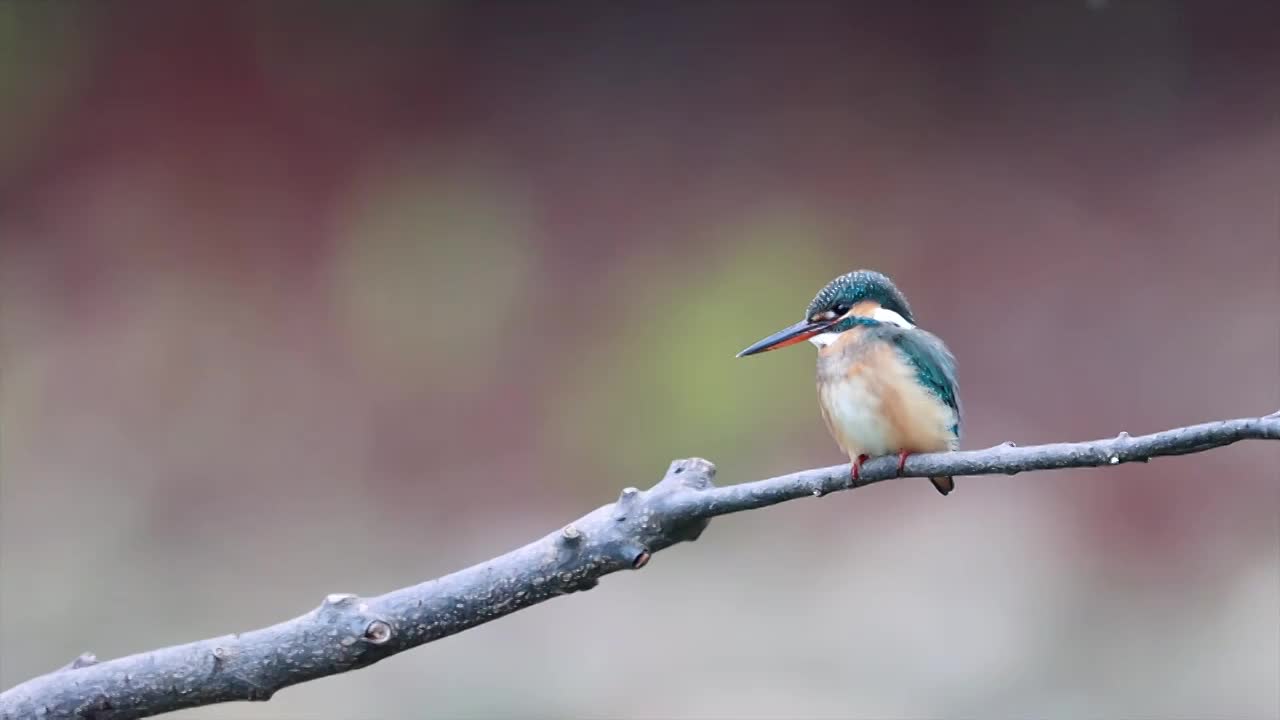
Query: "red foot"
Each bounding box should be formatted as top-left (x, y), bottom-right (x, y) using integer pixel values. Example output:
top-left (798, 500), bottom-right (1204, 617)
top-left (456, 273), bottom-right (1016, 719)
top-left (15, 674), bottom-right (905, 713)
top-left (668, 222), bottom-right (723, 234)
top-left (897, 451), bottom-right (911, 476)
top-left (851, 454), bottom-right (870, 484)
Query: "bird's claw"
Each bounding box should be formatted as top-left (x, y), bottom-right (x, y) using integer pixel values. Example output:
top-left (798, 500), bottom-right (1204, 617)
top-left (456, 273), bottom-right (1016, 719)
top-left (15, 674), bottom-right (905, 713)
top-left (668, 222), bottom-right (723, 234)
top-left (850, 454), bottom-right (870, 485)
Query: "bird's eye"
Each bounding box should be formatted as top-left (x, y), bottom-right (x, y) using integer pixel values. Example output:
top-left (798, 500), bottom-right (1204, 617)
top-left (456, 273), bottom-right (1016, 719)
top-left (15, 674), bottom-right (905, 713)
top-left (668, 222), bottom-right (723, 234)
top-left (832, 303), bottom-right (850, 315)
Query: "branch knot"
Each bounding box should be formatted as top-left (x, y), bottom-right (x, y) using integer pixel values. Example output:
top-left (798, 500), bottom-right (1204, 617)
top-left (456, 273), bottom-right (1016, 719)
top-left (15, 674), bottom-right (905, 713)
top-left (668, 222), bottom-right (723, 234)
top-left (363, 621), bottom-right (393, 645)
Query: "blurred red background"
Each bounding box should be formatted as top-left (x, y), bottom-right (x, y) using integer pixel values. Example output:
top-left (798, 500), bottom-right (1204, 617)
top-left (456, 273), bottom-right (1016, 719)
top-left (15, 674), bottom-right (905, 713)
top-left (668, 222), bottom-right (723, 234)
top-left (2, 2), bottom-right (1277, 717)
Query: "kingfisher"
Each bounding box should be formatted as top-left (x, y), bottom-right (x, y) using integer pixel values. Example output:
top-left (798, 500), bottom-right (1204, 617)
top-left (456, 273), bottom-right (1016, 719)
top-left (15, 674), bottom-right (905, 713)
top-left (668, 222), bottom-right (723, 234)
top-left (737, 270), bottom-right (961, 495)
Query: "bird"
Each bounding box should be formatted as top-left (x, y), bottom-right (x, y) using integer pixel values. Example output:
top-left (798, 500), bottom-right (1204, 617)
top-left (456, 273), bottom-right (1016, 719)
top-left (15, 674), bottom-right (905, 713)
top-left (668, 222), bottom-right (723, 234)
top-left (736, 270), bottom-right (961, 495)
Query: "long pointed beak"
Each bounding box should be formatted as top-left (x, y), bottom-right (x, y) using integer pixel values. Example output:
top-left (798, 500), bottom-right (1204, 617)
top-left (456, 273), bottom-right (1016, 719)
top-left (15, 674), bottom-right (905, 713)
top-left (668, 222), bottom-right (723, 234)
top-left (736, 318), bottom-right (833, 357)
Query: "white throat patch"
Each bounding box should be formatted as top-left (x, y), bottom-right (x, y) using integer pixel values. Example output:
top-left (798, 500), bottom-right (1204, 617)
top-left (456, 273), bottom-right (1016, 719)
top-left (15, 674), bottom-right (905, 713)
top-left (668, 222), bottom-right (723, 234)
top-left (807, 306), bottom-right (915, 348)
top-left (808, 332), bottom-right (840, 348)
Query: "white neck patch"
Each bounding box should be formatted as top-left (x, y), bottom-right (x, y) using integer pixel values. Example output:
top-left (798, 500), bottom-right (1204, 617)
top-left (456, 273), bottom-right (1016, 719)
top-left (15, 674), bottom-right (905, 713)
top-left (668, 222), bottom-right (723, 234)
top-left (872, 307), bottom-right (915, 328)
top-left (807, 306), bottom-right (915, 348)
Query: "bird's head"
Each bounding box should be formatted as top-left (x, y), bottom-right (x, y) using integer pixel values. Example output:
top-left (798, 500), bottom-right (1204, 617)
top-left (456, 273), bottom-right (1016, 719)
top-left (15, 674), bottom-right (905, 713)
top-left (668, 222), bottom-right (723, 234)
top-left (736, 270), bottom-right (915, 357)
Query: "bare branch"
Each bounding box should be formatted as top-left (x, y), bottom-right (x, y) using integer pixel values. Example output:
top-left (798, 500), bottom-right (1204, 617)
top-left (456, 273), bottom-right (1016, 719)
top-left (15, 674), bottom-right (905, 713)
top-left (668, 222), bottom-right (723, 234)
top-left (3, 411), bottom-right (1276, 720)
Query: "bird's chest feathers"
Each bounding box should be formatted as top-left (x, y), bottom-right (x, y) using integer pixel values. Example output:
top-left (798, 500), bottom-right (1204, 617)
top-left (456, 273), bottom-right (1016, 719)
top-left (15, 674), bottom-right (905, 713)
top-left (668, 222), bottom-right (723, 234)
top-left (815, 332), bottom-right (955, 457)
top-left (818, 371), bottom-right (897, 456)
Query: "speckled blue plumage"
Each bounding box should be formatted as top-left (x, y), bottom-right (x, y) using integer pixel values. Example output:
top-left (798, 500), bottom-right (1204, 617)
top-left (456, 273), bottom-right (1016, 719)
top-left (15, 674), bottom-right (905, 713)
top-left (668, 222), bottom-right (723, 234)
top-left (806, 270), bottom-right (914, 324)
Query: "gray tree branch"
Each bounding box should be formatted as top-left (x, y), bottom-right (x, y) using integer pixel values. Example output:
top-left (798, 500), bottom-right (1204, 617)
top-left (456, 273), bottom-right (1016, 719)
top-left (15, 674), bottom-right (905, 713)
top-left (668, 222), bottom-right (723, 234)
top-left (3, 410), bottom-right (1277, 720)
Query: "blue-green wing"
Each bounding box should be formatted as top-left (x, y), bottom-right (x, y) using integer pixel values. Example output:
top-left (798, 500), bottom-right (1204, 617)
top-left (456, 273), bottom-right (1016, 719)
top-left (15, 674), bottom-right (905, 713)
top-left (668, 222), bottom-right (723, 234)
top-left (882, 327), bottom-right (961, 438)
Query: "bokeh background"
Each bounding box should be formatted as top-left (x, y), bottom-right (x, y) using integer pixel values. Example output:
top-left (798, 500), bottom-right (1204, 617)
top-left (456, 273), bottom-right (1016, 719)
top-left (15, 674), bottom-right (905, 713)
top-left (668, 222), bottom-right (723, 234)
top-left (2, 2), bottom-right (1278, 718)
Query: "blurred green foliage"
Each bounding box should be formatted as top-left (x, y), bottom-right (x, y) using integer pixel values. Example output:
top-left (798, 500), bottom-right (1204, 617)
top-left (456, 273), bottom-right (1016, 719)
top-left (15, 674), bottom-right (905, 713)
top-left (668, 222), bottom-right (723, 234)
top-left (549, 208), bottom-right (860, 484)
top-left (0, 3), bottom-right (94, 186)
top-left (332, 149), bottom-right (536, 395)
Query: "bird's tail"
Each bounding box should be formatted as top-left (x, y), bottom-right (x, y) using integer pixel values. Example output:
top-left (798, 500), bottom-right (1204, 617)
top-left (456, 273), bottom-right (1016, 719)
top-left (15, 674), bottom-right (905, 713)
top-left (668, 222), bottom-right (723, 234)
top-left (930, 476), bottom-right (954, 496)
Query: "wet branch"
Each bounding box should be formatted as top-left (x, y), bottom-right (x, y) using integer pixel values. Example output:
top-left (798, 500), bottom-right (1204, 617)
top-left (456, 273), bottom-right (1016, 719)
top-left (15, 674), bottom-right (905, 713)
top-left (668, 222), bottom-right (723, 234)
top-left (3, 410), bottom-right (1277, 720)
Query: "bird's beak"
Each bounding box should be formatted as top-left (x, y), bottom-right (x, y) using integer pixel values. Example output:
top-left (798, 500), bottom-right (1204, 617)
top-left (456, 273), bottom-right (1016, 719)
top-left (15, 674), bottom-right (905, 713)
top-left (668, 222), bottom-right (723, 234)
top-left (736, 318), bottom-right (834, 357)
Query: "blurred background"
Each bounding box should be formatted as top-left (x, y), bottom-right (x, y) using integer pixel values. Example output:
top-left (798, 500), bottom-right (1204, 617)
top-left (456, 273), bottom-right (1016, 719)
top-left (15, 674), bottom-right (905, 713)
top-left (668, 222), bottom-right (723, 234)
top-left (2, 1), bottom-right (1278, 718)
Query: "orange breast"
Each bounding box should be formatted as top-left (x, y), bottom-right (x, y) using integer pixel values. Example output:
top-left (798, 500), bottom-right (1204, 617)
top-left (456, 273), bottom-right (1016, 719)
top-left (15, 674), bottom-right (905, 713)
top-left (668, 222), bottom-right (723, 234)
top-left (816, 333), bottom-right (956, 459)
